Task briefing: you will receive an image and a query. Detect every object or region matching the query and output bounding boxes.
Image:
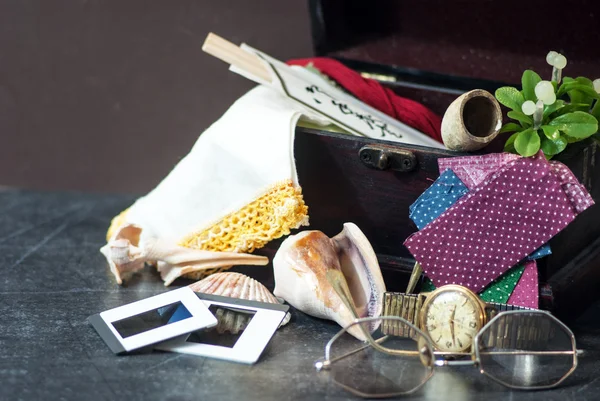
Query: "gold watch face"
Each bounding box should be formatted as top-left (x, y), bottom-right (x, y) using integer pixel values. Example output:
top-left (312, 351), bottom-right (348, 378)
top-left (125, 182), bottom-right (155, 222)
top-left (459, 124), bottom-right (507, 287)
top-left (419, 285), bottom-right (485, 352)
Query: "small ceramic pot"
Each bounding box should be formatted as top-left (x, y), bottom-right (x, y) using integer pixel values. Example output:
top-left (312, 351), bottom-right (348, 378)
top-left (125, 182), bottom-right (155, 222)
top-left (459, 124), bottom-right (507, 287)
top-left (441, 89), bottom-right (503, 152)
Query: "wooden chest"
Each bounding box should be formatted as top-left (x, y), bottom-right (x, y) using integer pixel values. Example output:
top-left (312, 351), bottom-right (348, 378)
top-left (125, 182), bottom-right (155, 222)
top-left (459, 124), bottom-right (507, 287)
top-left (266, 1), bottom-right (600, 321)
top-left (289, 129), bottom-right (599, 322)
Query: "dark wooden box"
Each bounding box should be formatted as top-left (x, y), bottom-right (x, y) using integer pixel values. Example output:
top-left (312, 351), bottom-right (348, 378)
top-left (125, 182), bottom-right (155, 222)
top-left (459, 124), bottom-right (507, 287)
top-left (268, 1), bottom-right (600, 321)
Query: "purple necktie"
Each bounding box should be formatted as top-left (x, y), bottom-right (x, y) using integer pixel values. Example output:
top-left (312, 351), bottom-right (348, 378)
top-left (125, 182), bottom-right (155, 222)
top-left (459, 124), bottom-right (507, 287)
top-left (507, 260), bottom-right (538, 308)
top-left (404, 152), bottom-right (594, 292)
top-left (438, 153), bottom-right (519, 190)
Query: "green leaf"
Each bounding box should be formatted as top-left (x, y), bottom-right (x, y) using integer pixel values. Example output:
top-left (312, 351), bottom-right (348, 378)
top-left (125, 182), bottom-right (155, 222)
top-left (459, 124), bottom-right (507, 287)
top-left (557, 77), bottom-right (576, 97)
top-left (549, 111), bottom-right (599, 138)
top-left (541, 125), bottom-right (560, 140)
top-left (569, 91), bottom-right (594, 109)
top-left (566, 85), bottom-right (599, 99)
top-left (575, 77), bottom-right (594, 89)
top-left (500, 122), bottom-right (522, 133)
top-left (504, 132), bottom-right (518, 153)
top-left (495, 87), bottom-right (525, 111)
top-left (507, 110), bottom-right (533, 126)
top-left (558, 77), bottom-right (598, 104)
top-left (554, 103), bottom-right (590, 116)
top-left (591, 100), bottom-right (600, 121)
top-left (514, 128), bottom-right (540, 157)
top-left (521, 70), bottom-right (542, 102)
top-left (563, 134), bottom-right (584, 144)
top-left (575, 76), bottom-right (594, 86)
top-left (543, 100), bottom-right (565, 120)
top-left (540, 135), bottom-right (568, 156)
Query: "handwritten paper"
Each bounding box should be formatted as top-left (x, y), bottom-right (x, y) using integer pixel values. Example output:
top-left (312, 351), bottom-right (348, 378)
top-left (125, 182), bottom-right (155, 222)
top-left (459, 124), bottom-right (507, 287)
top-left (229, 44), bottom-right (444, 149)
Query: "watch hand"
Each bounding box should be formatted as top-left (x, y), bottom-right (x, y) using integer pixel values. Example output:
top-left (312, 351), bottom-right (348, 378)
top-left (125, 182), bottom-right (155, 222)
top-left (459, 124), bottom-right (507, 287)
top-left (449, 306), bottom-right (456, 345)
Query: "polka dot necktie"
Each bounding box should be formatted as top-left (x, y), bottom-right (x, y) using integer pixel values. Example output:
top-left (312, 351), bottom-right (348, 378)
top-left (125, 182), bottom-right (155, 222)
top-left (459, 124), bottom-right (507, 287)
top-left (404, 152), bottom-right (594, 293)
top-left (409, 166), bottom-right (538, 307)
top-left (409, 167), bottom-right (551, 261)
top-left (507, 260), bottom-right (538, 307)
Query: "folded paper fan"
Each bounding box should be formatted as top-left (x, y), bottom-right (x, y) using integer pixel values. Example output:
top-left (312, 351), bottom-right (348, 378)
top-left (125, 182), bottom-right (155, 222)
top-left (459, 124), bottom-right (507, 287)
top-left (102, 86), bottom-right (313, 285)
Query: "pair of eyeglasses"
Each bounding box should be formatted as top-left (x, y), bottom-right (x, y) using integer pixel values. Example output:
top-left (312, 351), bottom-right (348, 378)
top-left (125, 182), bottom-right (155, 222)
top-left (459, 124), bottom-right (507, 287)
top-left (315, 311), bottom-right (579, 398)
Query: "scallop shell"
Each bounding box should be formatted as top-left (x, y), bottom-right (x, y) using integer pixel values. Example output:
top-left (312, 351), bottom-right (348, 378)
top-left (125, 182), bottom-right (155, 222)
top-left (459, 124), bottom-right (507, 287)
top-left (189, 272), bottom-right (291, 334)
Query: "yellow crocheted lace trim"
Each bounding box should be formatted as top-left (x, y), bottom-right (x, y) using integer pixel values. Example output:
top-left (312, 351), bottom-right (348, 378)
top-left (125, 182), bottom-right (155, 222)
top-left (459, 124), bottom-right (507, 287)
top-left (179, 180), bottom-right (309, 280)
top-left (180, 180), bottom-right (309, 251)
top-left (106, 181), bottom-right (309, 280)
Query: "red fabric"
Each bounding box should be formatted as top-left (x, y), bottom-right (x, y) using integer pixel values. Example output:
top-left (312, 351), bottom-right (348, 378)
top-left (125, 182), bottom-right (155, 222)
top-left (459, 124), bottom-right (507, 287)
top-left (287, 57), bottom-right (442, 143)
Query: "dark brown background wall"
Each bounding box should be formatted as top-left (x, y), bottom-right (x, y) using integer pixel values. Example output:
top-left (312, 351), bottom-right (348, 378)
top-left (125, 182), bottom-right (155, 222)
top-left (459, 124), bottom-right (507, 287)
top-left (0, 1), bottom-right (312, 193)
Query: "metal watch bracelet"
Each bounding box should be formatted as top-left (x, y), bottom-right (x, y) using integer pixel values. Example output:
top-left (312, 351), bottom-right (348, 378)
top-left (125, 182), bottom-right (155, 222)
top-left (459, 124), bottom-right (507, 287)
top-left (381, 292), bottom-right (547, 348)
top-left (381, 292), bottom-right (423, 338)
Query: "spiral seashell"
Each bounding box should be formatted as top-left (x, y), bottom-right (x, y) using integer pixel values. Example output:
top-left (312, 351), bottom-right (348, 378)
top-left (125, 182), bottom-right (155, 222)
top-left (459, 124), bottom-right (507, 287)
top-left (189, 272), bottom-right (290, 333)
top-left (273, 223), bottom-right (386, 341)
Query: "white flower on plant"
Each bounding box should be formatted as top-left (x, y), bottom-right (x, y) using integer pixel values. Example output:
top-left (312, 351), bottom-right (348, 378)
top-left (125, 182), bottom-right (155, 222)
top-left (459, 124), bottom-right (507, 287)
top-left (547, 51), bottom-right (567, 84)
top-left (594, 78), bottom-right (600, 94)
top-left (521, 100), bottom-right (537, 116)
top-left (546, 51), bottom-right (567, 69)
top-left (555, 54), bottom-right (567, 69)
top-left (546, 51), bottom-right (559, 65)
top-left (535, 80), bottom-right (556, 105)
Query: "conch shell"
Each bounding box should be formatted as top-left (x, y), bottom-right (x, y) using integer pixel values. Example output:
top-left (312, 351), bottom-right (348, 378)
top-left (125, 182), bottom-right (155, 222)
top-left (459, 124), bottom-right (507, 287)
top-left (273, 223), bottom-right (386, 340)
top-left (101, 224), bottom-right (268, 286)
top-left (189, 272), bottom-right (290, 333)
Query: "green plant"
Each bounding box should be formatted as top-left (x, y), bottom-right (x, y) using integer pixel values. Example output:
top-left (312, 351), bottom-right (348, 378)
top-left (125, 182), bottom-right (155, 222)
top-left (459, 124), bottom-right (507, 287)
top-left (495, 51), bottom-right (600, 158)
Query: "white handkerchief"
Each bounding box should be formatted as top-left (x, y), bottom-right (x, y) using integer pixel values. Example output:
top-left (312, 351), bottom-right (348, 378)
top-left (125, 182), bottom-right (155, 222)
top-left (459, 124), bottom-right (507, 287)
top-left (102, 86), bottom-right (311, 285)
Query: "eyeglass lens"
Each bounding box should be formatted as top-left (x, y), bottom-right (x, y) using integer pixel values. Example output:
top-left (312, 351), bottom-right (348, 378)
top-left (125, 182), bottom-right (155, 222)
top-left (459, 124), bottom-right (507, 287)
top-left (476, 312), bottom-right (577, 388)
top-left (327, 318), bottom-right (434, 398)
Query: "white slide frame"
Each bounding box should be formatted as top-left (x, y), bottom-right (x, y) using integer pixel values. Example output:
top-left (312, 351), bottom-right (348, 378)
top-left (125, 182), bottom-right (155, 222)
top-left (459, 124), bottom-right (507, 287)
top-left (89, 287), bottom-right (217, 354)
top-left (156, 293), bottom-right (289, 364)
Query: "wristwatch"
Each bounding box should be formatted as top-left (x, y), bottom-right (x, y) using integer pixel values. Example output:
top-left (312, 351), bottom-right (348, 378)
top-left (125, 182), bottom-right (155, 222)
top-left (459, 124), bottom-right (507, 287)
top-left (382, 284), bottom-right (536, 353)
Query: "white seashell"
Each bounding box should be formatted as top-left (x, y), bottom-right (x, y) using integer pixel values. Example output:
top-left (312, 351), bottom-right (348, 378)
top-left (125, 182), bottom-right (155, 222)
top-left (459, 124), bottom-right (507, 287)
top-left (273, 223), bottom-right (386, 341)
top-left (189, 272), bottom-right (291, 333)
top-left (100, 224), bottom-right (269, 286)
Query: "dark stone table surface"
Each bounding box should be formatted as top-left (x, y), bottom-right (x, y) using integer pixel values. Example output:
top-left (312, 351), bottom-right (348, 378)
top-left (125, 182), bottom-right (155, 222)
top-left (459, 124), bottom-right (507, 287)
top-left (1, 189), bottom-right (600, 401)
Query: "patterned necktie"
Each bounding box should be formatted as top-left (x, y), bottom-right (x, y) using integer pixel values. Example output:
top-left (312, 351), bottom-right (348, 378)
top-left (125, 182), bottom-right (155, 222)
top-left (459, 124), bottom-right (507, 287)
top-left (409, 169), bottom-right (468, 230)
top-left (404, 152), bottom-right (594, 292)
top-left (422, 263), bottom-right (526, 304)
top-left (437, 153), bottom-right (519, 190)
top-left (437, 154), bottom-right (551, 260)
top-left (507, 260), bottom-right (538, 308)
top-left (410, 167), bottom-right (536, 307)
